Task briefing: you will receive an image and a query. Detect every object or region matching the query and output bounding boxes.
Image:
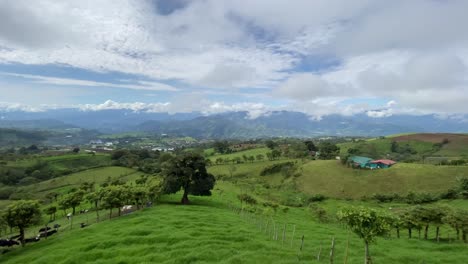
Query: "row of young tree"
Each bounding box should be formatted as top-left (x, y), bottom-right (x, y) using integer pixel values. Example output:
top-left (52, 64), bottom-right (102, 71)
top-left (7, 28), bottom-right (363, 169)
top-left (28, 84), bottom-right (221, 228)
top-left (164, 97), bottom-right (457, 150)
top-left (338, 205), bottom-right (468, 264)
top-left (1, 153), bottom-right (216, 247)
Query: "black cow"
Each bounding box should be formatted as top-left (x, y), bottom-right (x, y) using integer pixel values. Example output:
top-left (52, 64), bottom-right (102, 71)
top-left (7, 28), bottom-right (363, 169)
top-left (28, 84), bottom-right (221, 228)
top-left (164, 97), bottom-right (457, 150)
top-left (0, 239), bottom-right (19, 247)
top-left (25, 237), bottom-right (40, 243)
top-left (9, 234), bottom-right (21, 240)
top-left (39, 229), bottom-right (57, 238)
top-left (39, 226), bottom-right (51, 232)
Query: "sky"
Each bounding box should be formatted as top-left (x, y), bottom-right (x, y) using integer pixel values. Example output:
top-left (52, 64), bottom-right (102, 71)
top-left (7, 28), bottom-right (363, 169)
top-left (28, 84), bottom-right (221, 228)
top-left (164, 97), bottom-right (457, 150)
top-left (0, 0), bottom-right (467, 119)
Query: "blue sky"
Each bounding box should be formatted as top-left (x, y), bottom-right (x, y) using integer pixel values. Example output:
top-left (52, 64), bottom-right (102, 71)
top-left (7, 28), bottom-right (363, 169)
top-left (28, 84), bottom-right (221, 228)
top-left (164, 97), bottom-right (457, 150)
top-left (0, 0), bottom-right (467, 119)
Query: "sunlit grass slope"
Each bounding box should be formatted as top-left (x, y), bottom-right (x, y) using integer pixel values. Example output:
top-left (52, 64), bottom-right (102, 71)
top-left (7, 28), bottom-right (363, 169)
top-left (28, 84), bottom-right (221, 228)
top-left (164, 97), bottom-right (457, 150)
top-left (2, 189), bottom-right (468, 264)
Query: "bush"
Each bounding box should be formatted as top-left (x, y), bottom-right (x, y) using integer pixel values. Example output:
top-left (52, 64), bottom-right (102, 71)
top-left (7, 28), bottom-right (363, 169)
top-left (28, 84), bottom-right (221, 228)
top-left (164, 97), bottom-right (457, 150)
top-left (260, 162), bottom-right (296, 176)
top-left (372, 193), bottom-right (401, 203)
top-left (0, 186), bottom-right (15, 199)
top-left (309, 204), bottom-right (329, 223)
top-left (307, 194), bottom-right (327, 203)
top-left (405, 192), bottom-right (440, 204)
top-left (439, 188), bottom-right (459, 200)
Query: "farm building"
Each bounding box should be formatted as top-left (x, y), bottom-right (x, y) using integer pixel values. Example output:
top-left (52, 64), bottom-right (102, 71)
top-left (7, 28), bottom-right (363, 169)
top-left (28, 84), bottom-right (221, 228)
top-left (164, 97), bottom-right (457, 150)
top-left (349, 156), bottom-right (373, 168)
top-left (370, 159), bottom-right (396, 168)
top-left (348, 156), bottom-right (396, 169)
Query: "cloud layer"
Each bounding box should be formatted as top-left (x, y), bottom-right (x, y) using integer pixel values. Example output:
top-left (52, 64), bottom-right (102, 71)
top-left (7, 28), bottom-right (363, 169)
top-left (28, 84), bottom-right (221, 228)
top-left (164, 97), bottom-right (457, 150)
top-left (0, 0), bottom-right (467, 118)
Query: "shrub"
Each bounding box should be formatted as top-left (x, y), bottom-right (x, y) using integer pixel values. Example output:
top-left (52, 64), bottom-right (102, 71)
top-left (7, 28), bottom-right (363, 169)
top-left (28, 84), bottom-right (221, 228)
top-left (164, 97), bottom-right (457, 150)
top-left (372, 193), bottom-right (401, 203)
top-left (260, 162), bottom-right (296, 176)
top-left (309, 204), bottom-right (329, 223)
top-left (0, 186), bottom-right (15, 199)
top-left (439, 188), bottom-right (459, 200)
top-left (307, 194), bottom-right (327, 203)
top-left (405, 192), bottom-right (440, 204)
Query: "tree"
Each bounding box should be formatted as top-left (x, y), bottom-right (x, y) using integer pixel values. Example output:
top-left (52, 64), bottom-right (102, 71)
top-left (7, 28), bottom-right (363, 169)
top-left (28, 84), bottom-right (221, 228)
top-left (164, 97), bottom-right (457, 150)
top-left (60, 190), bottom-right (85, 215)
top-left (338, 207), bottom-right (391, 264)
top-left (443, 209), bottom-right (468, 242)
top-left (72, 147), bottom-right (80, 153)
top-left (161, 153), bottom-right (216, 204)
top-left (44, 205), bottom-right (57, 221)
top-left (256, 154), bottom-right (264, 162)
top-left (318, 142), bottom-right (340, 160)
top-left (132, 186), bottom-right (147, 209)
top-left (85, 192), bottom-right (101, 222)
top-left (265, 140), bottom-right (278, 149)
top-left (213, 141), bottom-right (230, 154)
top-left (237, 193), bottom-right (257, 213)
top-left (3, 200), bottom-right (41, 246)
top-left (390, 141), bottom-right (399, 152)
top-left (228, 165), bottom-right (237, 178)
top-left (100, 185), bottom-right (131, 219)
top-left (271, 149), bottom-right (282, 160)
top-left (304, 140), bottom-right (318, 152)
top-left (215, 157), bottom-right (224, 165)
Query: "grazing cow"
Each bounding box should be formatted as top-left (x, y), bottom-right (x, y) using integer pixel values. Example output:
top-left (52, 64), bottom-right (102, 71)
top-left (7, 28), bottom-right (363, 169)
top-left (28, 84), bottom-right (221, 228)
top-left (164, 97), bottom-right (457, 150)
top-left (0, 239), bottom-right (19, 247)
top-left (121, 205), bottom-right (133, 214)
top-left (39, 229), bottom-right (57, 238)
top-left (39, 227), bottom-right (51, 233)
top-left (80, 223), bottom-right (87, 228)
top-left (25, 236), bottom-right (40, 243)
top-left (53, 224), bottom-right (61, 230)
top-left (9, 234), bottom-right (21, 240)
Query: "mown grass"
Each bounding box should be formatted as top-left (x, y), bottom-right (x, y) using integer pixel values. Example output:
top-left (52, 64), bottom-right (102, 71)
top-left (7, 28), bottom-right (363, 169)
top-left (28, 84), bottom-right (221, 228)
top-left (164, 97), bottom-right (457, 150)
top-left (2, 186), bottom-right (467, 264)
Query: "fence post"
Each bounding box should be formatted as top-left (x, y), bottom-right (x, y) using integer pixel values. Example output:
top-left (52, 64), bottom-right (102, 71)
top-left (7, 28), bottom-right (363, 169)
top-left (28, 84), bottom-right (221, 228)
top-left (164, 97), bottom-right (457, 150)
top-left (282, 223), bottom-right (286, 245)
top-left (290, 225), bottom-right (296, 248)
top-left (330, 237), bottom-right (335, 264)
top-left (344, 235), bottom-right (349, 264)
top-left (317, 243), bottom-right (322, 261)
top-left (300, 235), bottom-right (305, 251)
top-left (272, 221), bottom-right (276, 240)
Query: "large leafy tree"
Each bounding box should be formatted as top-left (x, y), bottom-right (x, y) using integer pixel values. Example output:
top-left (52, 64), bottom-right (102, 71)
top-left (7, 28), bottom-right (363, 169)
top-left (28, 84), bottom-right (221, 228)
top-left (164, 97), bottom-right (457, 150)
top-left (162, 153), bottom-right (216, 204)
top-left (318, 142), bottom-right (340, 160)
top-left (3, 200), bottom-right (41, 246)
top-left (338, 207), bottom-right (391, 264)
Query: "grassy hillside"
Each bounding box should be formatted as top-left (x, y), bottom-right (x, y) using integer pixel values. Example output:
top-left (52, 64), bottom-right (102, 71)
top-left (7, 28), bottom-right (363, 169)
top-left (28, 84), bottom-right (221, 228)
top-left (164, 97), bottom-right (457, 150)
top-left (297, 160), bottom-right (467, 199)
top-left (391, 133), bottom-right (468, 157)
top-left (0, 166), bottom-right (145, 210)
top-left (338, 133), bottom-right (468, 161)
top-left (207, 147), bottom-right (270, 161)
top-left (209, 158), bottom-right (468, 200)
top-left (2, 187), bottom-right (467, 264)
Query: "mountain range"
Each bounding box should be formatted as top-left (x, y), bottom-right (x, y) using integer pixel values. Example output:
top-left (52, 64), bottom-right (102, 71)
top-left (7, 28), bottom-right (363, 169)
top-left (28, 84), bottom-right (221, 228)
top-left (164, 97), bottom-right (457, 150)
top-left (0, 109), bottom-right (467, 139)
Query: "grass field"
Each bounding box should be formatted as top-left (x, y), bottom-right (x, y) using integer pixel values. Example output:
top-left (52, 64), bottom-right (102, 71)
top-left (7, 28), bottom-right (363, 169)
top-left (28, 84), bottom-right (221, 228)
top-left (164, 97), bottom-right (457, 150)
top-left (2, 143), bottom-right (468, 263)
top-left (297, 160), bottom-right (468, 199)
top-left (209, 158), bottom-right (468, 199)
top-left (339, 133), bottom-right (468, 159)
top-left (207, 147), bottom-right (270, 162)
top-left (0, 166), bottom-right (146, 210)
top-left (2, 185), bottom-right (467, 264)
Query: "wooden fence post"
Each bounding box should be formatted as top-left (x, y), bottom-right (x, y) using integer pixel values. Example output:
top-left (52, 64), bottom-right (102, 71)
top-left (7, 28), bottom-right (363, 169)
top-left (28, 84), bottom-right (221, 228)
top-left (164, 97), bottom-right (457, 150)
top-left (300, 235), bottom-right (305, 251)
top-left (330, 237), bottom-right (335, 264)
top-left (290, 225), bottom-right (296, 248)
top-left (317, 243), bottom-right (322, 261)
top-left (282, 223), bottom-right (286, 245)
top-left (344, 235), bottom-right (349, 264)
top-left (272, 221), bottom-right (276, 240)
